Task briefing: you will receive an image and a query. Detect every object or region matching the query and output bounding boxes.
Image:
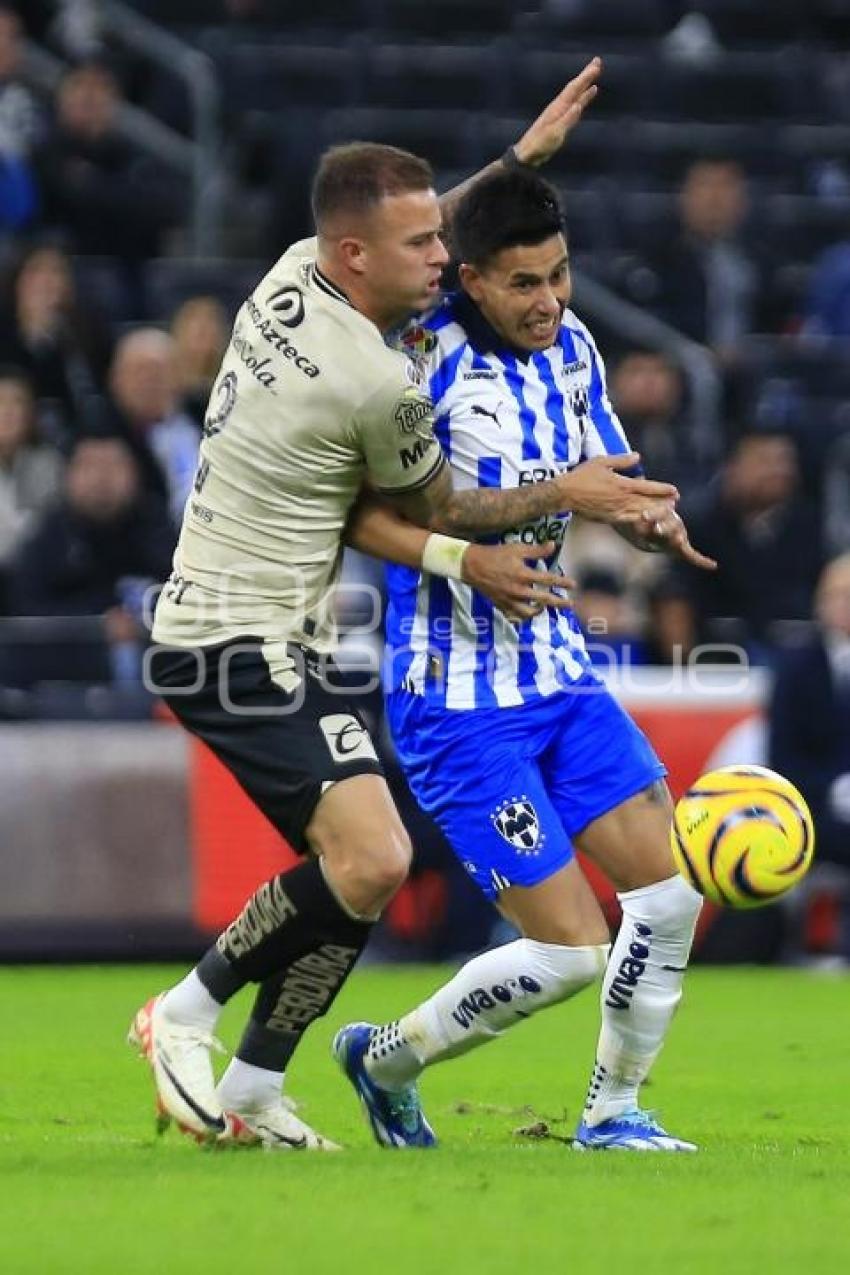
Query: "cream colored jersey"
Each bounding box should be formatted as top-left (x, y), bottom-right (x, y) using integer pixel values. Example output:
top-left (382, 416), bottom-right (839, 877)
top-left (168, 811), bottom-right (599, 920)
top-left (153, 237), bottom-right (443, 665)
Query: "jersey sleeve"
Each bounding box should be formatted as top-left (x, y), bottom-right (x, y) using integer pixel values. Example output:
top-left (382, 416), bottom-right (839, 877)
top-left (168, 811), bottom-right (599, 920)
top-left (353, 371), bottom-right (446, 496)
top-left (572, 321), bottom-right (634, 462)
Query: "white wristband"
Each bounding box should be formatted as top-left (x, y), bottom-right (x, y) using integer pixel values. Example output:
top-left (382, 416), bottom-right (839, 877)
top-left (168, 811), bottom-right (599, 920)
top-left (422, 532), bottom-right (470, 581)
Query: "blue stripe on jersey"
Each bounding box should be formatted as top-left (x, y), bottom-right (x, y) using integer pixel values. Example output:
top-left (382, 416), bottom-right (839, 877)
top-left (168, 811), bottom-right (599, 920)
top-left (500, 353), bottom-right (542, 460)
top-left (471, 455), bottom-right (502, 708)
top-left (515, 615), bottom-right (539, 702)
top-left (433, 410), bottom-right (451, 464)
top-left (384, 562), bottom-right (419, 689)
top-left (576, 330), bottom-right (628, 456)
top-left (546, 606), bottom-right (565, 689)
top-left (425, 305), bottom-right (455, 332)
top-left (429, 341), bottom-right (466, 405)
top-left (533, 348), bottom-right (569, 463)
top-left (427, 573), bottom-right (455, 696)
top-left (477, 454), bottom-right (502, 489)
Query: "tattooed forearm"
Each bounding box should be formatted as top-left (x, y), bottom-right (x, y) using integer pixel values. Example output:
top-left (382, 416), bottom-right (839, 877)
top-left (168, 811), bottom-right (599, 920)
top-left (429, 481), bottom-right (565, 537)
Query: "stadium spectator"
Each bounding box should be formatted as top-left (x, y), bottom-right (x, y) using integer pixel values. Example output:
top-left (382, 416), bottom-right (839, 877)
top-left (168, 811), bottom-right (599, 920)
top-left (566, 348), bottom-right (722, 606)
top-left (672, 432), bottom-right (824, 657)
top-left (106, 328), bottom-right (200, 527)
top-left (609, 348), bottom-right (718, 497)
top-left (222, 0), bottom-right (273, 23)
top-left (823, 428), bottom-right (850, 557)
top-left (0, 6), bottom-right (43, 235)
top-left (801, 241), bottom-right (850, 339)
top-left (642, 571), bottom-right (700, 667)
top-left (6, 434), bottom-right (173, 620)
top-left (769, 552), bottom-right (850, 958)
top-left (0, 8), bottom-right (43, 154)
top-left (36, 61), bottom-right (182, 268)
top-left (5, 1), bottom-right (52, 41)
top-left (47, 0), bottom-right (106, 63)
top-left (169, 296), bottom-right (229, 429)
top-left (572, 565), bottom-right (649, 669)
top-left (0, 366), bottom-right (63, 596)
top-left (646, 158), bottom-right (776, 355)
top-left (0, 241), bottom-right (110, 446)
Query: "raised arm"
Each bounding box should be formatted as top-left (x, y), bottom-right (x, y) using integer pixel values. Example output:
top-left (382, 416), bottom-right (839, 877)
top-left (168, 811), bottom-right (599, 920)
top-left (439, 57), bottom-right (602, 230)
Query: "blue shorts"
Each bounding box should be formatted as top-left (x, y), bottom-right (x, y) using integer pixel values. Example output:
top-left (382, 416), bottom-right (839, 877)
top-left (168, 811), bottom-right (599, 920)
top-left (386, 682), bottom-right (665, 901)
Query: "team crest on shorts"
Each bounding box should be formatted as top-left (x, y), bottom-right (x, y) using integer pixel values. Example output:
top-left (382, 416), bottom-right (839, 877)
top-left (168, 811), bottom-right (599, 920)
top-left (491, 796), bottom-right (545, 854)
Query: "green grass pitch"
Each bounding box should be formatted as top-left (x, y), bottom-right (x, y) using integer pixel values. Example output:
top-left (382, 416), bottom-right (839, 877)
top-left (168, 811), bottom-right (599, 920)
top-left (0, 964), bottom-right (847, 1274)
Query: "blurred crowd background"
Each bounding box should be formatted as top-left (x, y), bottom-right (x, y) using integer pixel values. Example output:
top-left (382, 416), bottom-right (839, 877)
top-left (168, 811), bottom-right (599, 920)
top-left (1, 0), bottom-right (849, 962)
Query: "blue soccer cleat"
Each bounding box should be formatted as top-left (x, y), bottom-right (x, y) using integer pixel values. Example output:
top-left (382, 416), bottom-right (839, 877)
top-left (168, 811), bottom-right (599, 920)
top-left (333, 1021), bottom-right (437, 1149)
top-left (573, 1109), bottom-right (697, 1152)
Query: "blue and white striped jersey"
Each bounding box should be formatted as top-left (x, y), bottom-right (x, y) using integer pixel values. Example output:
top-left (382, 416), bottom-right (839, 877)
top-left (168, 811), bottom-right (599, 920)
top-left (384, 291), bottom-right (634, 709)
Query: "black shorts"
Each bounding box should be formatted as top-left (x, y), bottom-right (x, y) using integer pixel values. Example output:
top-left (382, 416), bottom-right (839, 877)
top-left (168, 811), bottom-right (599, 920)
top-left (149, 639), bottom-right (384, 852)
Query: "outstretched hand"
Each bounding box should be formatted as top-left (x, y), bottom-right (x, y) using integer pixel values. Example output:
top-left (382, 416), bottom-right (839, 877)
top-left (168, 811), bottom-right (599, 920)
top-left (514, 57), bottom-right (603, 168)
top-left (557, 452), bottom-right (680, 524)
top-left (637, 508), bottom-right (718, 571)
top-left (462, 541), bottom-right (574, 622)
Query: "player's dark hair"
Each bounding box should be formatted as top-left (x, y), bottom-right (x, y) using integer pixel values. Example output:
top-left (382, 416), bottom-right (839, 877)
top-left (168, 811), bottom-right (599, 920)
top-left (311, 143), bottom-right (434, 230)
top-left (452, 170), bottom-right (565, 267)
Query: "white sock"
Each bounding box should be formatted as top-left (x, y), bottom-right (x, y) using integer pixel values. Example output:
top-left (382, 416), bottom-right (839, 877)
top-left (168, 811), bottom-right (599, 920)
top-left (217, 1058), bottom-right (283, 1112)
top-left (366, 938), bottom-right (608, 1092)
top-left (160, 969), bottom-right (223, 1031)
top-left (583, 874), bottom-right (702, 1127)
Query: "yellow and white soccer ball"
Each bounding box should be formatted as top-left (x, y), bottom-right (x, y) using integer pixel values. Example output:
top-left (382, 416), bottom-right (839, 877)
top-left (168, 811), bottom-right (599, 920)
top-left (670, 765), bottom-right (815, 909)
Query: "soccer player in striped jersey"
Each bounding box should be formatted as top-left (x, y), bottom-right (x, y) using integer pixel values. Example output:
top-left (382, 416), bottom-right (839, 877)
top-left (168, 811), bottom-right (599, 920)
top-left (335, 170), bottom-right (717, 1152)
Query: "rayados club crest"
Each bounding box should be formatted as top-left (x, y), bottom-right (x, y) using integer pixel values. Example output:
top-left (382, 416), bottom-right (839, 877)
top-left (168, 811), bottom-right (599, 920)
top-left (491, 797), bottom-right (545, 854)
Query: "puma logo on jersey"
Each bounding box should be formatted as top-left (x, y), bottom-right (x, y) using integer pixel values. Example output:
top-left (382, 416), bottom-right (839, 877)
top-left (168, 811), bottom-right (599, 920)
top-left (471, 404), bottom-right (501, 427)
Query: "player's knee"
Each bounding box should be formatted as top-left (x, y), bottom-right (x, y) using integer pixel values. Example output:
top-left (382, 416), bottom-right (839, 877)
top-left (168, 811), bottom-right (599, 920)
top-left (524, 916), bottom-right (611, 948)
top-left (524, 939), bottom-right (609, 1004)
top-left (622, 873), bottom-right (702, 933)
top-left (318, 820), bottom-right (412, 913)
top-left (356, 826), bottom-right (412, 898)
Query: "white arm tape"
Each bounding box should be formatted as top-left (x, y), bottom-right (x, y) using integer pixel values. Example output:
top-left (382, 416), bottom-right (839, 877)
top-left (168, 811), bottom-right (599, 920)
top-left (421, 533), bottom-right (470, 581)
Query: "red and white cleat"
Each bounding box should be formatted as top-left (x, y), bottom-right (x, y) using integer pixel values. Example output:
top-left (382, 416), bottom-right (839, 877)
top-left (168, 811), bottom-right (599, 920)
top-left (128, 994), bottom-right (227, 1142)
top-left (219, 1097), bottom-right (341, 1152)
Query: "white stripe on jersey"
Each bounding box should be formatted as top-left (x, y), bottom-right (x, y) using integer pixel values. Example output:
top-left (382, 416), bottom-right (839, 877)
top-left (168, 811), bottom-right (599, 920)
top-left (385, 298), bottom-right (632, 709)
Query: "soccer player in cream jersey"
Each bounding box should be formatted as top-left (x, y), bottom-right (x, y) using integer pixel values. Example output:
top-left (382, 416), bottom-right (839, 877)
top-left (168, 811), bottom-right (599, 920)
top-left (129, 62), bottom-right (687, 1151)
top-left (334, 170), bottom-right (717, 1152)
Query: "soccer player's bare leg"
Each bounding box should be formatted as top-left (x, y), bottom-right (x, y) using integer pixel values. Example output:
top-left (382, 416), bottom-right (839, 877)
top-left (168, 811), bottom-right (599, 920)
top-left (307, 773), bottom-right (412, 917)
top-left (572, 780), bottom-right (703, 1149)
